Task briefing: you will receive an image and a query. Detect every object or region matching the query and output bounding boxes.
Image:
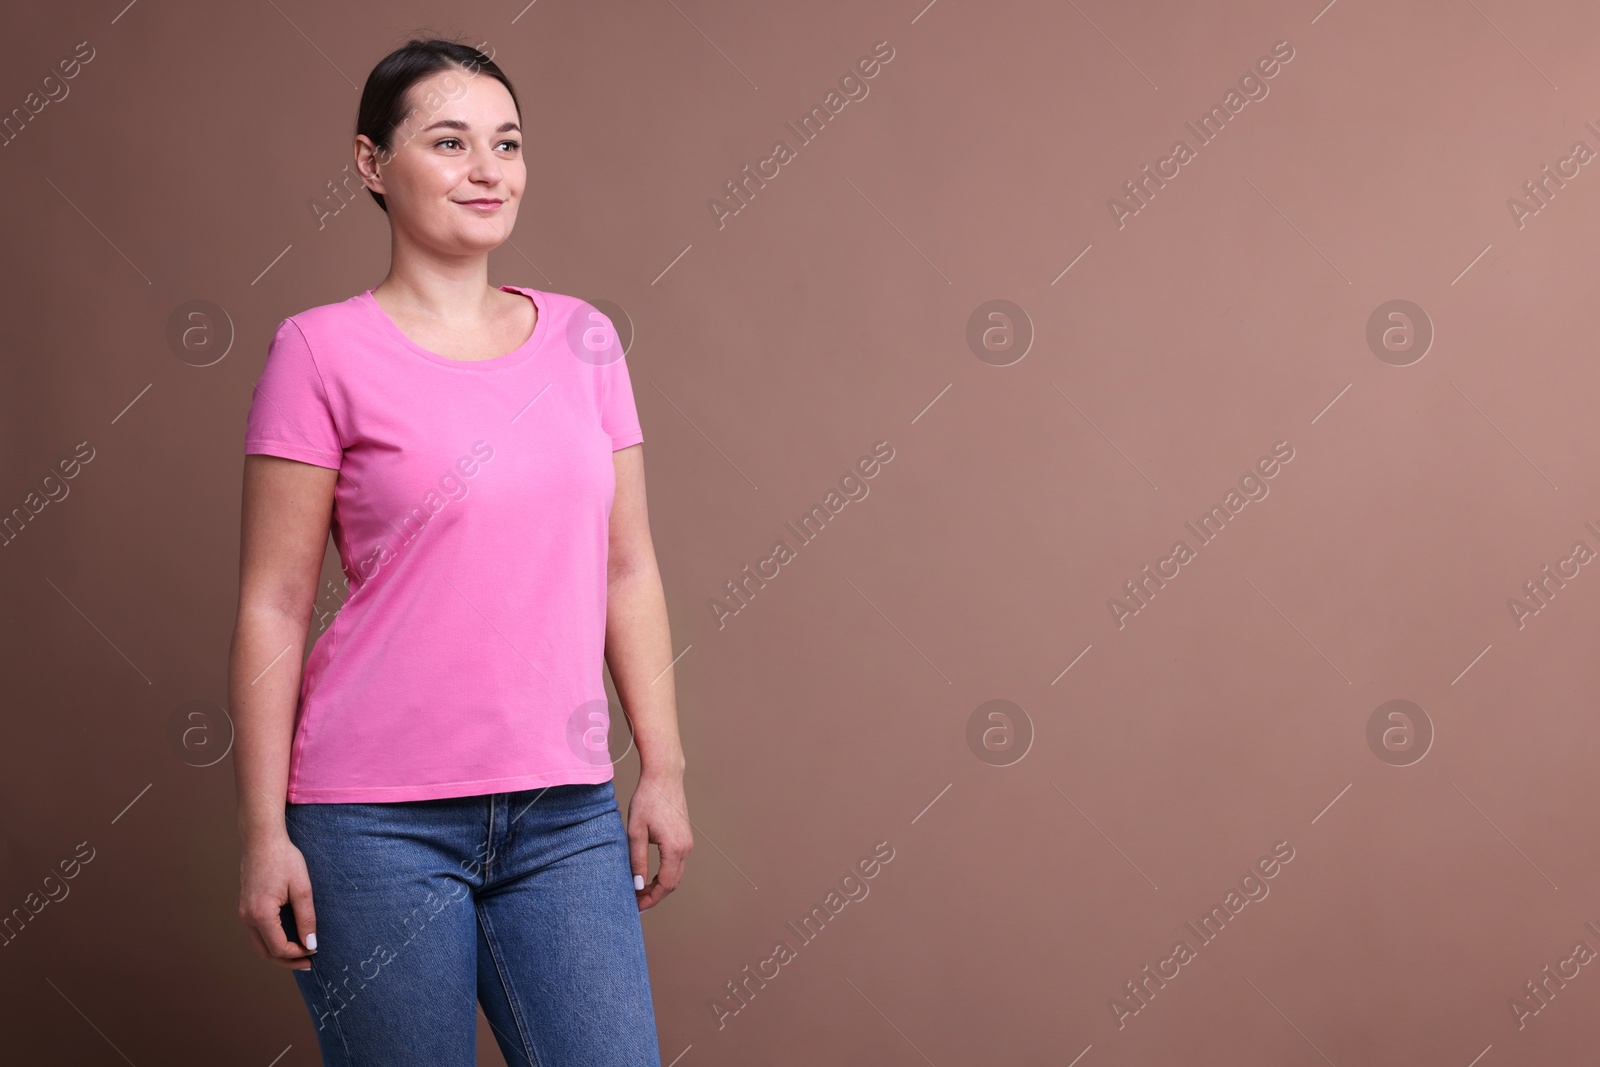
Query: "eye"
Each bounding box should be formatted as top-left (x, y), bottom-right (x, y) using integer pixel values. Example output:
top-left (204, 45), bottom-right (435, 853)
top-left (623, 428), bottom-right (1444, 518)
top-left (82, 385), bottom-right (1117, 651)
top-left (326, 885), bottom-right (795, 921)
top-left (498, 139), bottom-right (521, 152)
top-left (434, 137), bottom-right (463, 150)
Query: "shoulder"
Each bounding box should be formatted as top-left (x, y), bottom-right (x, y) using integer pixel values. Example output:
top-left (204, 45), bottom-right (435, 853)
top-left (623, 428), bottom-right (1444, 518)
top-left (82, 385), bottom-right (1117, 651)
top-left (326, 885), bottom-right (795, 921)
top-left (507, 285), bottom-right (610, 328)
top-left (282, 291), bottom-right (371, 337)
top-left (267, 291), bottom-right (378, 371)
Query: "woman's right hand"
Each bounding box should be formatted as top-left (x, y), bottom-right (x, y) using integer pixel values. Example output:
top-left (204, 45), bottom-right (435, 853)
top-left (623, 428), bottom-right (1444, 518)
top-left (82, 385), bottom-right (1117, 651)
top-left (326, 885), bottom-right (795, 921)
top-left (238, 830), bottom-right (318, 971)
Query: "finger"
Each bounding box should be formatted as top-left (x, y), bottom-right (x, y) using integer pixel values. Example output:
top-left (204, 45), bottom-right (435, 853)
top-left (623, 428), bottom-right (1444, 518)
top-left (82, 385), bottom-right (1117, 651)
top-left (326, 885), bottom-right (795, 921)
top-left (637, 876), bottom-right (672, 911)
top-left (243, 916), bottom-right (313, 970)
top-left (627, 818), bottom-right (650, 894)
top-left (250, 918), bottom-right (313, 968)
top-left (287, 879), bottom-right (318, 956)
top-left (252, 901), bottom-right (309, 962)
top-left (654, 839), bottom-right (691, 892)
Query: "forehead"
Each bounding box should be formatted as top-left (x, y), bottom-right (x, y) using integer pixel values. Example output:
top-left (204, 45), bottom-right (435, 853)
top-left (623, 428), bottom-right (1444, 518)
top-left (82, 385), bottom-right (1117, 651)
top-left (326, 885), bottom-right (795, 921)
top-left (405, 67), bottom-right (518, 121)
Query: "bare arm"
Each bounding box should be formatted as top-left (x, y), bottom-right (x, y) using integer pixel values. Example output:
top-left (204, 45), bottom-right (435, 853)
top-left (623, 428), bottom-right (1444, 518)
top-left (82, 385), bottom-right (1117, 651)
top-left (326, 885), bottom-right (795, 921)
top-left (230, 453), bottom-right (338, 967)
top-left (604, 443), bottom-right (691, 909)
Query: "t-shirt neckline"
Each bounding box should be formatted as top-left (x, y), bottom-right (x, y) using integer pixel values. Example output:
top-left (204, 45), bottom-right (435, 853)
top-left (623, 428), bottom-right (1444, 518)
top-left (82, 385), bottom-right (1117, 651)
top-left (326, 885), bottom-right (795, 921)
top-left (358, 284), bottom-right (549, 370)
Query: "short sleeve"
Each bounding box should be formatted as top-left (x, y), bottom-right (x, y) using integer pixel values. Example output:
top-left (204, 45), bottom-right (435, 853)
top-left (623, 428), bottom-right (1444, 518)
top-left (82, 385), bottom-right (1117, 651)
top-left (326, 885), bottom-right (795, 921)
top-left (244, 317), bottom-right (344, 470)
top-left (600, 331), bottom-right (644, 451)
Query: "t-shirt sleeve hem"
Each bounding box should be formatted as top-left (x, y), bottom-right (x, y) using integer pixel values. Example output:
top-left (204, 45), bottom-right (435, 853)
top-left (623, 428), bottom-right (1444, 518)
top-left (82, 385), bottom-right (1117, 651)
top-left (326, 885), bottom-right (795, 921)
top-left (609, 429), bottom-right (643, 451)
top-left (244, 439), bottom-right (343, 470)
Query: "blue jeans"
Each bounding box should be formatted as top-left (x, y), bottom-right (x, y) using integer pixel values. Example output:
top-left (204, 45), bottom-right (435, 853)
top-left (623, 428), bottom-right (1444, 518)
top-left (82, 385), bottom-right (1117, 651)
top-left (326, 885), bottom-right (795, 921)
top-left (284, 779), bottom-right (661, 1066)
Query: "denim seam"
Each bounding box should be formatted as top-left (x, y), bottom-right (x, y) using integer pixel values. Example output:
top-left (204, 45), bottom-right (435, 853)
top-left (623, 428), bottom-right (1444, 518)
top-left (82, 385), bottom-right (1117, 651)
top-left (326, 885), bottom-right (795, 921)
top-left (485, 794), bottom-right (497, 883)
top-left (308, 956), bottom-right (355, 1063)
top-left (476, 903), bottom-right (544, 1067)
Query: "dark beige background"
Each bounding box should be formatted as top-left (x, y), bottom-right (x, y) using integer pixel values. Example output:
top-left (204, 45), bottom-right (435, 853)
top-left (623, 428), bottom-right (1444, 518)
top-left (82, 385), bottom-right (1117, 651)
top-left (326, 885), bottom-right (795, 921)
top-left (3, 0), bottom-right (1598, 1063)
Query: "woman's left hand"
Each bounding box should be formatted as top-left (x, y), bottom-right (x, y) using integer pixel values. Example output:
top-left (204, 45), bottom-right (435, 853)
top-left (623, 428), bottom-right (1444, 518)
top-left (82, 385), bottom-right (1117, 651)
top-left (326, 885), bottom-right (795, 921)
top-left (628, 769), bottom-right (693, 911)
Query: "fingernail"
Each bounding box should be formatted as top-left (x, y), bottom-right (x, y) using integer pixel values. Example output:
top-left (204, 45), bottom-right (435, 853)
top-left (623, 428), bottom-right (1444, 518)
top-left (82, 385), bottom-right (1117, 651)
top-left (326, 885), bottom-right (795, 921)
top-left (306, 932), bottom-right (318, 951)
top-left (633, 875), bottom-right (645, 891)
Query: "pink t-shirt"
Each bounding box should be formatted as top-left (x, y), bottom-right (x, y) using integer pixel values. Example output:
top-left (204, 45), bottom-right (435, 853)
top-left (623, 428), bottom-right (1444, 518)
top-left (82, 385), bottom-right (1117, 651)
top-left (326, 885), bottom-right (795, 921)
top-left (243, 285), bottom-right (643, 803)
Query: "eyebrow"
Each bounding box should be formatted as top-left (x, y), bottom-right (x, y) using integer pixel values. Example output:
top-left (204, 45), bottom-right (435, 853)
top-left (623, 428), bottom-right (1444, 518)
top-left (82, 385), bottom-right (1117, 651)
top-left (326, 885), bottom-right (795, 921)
top-left (419, 119), bottom-right (522, 134)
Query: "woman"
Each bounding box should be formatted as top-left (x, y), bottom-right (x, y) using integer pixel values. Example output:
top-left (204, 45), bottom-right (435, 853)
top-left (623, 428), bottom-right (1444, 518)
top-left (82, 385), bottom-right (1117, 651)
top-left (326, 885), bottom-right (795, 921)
top-left (229, 37), bottom-right (690, 1067)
